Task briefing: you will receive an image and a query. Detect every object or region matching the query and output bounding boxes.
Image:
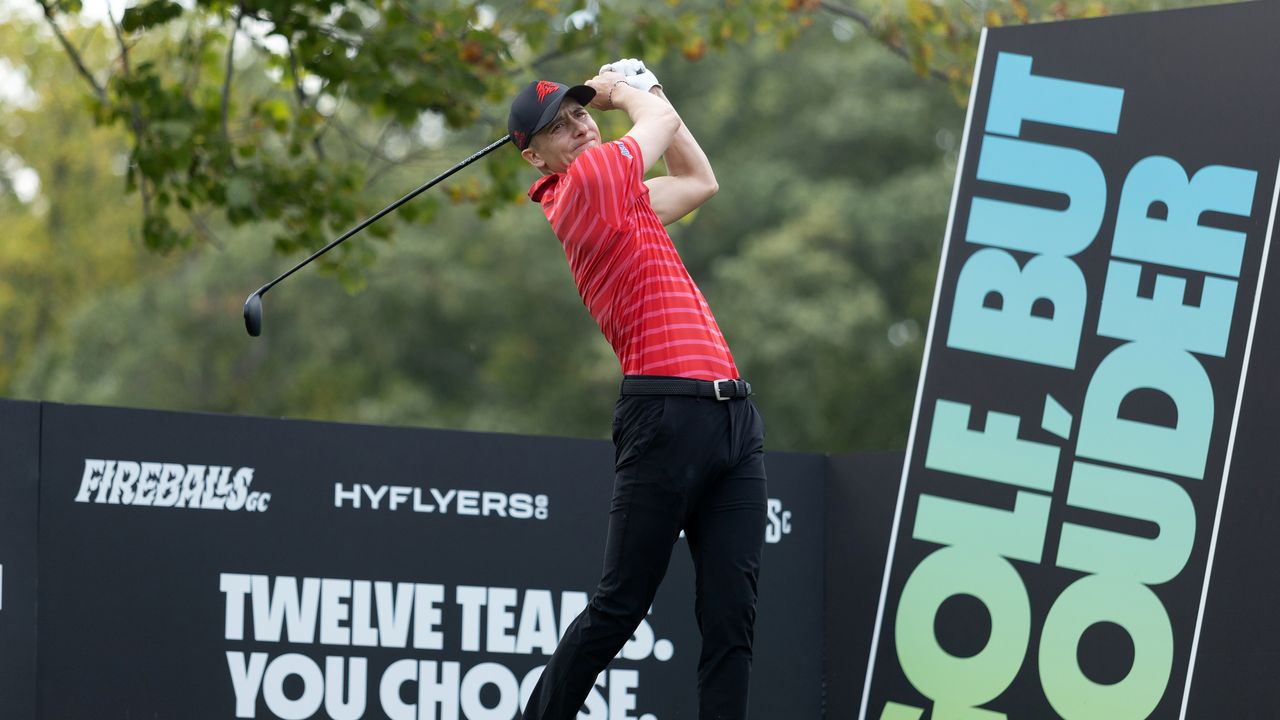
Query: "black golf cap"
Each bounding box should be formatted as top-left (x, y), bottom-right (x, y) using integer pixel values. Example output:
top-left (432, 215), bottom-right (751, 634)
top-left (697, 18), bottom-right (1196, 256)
top-left (508, 80), bottom-right (596, 150)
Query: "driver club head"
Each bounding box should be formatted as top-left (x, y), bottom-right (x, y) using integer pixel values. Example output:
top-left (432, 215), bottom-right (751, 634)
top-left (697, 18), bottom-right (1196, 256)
top-left (243, 292), bottom-right (264, 337)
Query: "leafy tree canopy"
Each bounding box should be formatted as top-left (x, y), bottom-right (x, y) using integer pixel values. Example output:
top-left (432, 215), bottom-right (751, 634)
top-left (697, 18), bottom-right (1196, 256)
top-left (6, 0), bottom-right (1216, 452)
top-left (31, 0), bottom-right (1199, 259)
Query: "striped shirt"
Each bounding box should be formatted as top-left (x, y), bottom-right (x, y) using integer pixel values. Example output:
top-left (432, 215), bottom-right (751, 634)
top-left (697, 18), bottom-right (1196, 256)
top-left (529, 136), bottom-right (738, 381)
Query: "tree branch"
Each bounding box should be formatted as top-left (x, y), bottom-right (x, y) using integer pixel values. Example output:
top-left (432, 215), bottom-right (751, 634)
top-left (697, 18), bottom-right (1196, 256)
top-left (108, 9), bottom-right (153, 224)
top-left (223, 12), bottom-right (241, 169)
top-left (177, 23), bottom-right (197, 92)
top-left (816, 0), bottom-right (875, 29)
top-left (35, 0), bottom-right (106, 101)
top-left (327, 117), bottom-right (397, 167)
top-left (286, 42), bottom-right (310, 109)
top-left (817, 0), bottom-right (953, 84)
top-left (364, 145), bottom-right (439, 189)
top-left (313, 89), bottom-right (343, 146)
top-left (286, 41), bottom-right (327, 161)
top-left (187, 209), bottom-right (222, 247)
top-left (522, 46), bottom-right (569, 73)
top-left (365, 120), bottom-right (394, 174)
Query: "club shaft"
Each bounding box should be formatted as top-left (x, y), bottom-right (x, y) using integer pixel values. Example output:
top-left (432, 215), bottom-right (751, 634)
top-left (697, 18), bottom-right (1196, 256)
top-left (253, 134), bottom-right (512, 298)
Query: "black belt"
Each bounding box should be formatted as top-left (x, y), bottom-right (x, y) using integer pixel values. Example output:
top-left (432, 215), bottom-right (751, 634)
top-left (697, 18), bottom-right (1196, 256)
top-left (620, 376), bottom-right (753, 401)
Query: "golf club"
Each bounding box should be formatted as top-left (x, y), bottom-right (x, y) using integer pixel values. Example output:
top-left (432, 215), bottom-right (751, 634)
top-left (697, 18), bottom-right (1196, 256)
top-left (243, 134), bottom-right (512, 336)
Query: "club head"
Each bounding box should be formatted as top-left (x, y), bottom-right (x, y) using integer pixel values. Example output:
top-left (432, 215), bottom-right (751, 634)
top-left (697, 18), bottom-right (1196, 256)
top-left (243, 292), bottom-right (264, 337)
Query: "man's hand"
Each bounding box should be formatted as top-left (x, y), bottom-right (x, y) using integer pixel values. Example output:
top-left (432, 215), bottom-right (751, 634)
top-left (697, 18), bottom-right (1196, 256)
top-left (626, 68), bottom-right (661, 94)
top-left (585, 70), bottom-right (628, 111)
top-left (584, 66), bottom-right (679, 173)
top-left (600, 57), bottom-right (661, 94)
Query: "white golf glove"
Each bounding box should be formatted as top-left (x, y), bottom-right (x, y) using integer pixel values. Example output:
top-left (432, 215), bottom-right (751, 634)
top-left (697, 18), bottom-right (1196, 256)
top-left (600, 57), bottom-right (644, 76)
top-left (600, 57), bottom-right (661, 93)
top-left (626, 68), bottom-right (661, 93)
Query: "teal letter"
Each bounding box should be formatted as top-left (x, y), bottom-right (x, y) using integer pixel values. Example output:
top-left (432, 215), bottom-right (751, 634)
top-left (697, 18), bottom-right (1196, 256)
top-left (896, 546), bottom-right (1027, 717)
top-left (914, 492), bottom-right (1051, 564)
top-left (1057, 461), bottom-right (1195, 584)
top-left (880, 703), bottom-right (924, 720)
top-left (1077, 342), bottom-right (1213, 480)
top-left (926, 399), bottom-right (1060, 492)
top-left (969, 136), bottom-right (1106, 257)
top-left (985, 52), bottom-right (1123, 137)
top-left (948, 249), bottom-right (1086, 368)
top-left (1040, 575), bottom-right (1173, 719)
top-left (1097, 260), bottom-right (1238, 357)
top-left (880, 702), bottom-right (1008, 720)
top-left (1113, 157), bottom-right (1257, 278)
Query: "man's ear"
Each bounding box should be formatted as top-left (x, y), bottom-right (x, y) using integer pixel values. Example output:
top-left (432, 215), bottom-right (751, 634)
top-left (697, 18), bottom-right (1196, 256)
top-left (521, 146), bottom-right (547, 172)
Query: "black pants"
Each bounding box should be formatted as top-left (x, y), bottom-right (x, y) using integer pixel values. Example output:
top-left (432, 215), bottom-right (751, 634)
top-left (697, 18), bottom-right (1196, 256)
top-left (521, 387), bottom-right (767, 720)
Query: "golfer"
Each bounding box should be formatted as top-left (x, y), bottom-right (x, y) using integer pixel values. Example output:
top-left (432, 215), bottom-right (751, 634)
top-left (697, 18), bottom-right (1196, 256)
top-left (508, 60), bottom-right (767, 720)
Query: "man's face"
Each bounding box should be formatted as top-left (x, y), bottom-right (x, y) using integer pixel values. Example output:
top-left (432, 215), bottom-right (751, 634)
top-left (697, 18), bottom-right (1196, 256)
top-left (521, 99), bottom-right (600, 174)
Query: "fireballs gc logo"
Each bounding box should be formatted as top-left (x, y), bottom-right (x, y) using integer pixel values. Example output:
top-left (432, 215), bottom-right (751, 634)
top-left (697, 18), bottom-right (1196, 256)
top-left (75, 459), bottom-right (271, 512)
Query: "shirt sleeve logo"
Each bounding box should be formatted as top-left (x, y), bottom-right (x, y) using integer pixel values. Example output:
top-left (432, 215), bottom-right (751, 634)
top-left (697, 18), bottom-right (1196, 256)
top-left (613, 140), bottom-right (632, 159)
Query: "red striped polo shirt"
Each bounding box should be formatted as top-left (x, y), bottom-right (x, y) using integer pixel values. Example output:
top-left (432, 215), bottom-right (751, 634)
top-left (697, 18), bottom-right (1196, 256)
top-left (529, 135), bottom-right (738, 381)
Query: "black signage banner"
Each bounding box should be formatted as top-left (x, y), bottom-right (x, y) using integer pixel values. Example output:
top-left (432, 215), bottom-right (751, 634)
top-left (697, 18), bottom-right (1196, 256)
top-left (1184, 266), bottom-right (1280, 716)
top-left (861, 3), bottom-right (1280, 719)
top-left (0, 400), bottom-right (38, 719)
top-left (823, 451), bottom-right (907, 720)
top-left (35, 401), bottom-right (823, 719)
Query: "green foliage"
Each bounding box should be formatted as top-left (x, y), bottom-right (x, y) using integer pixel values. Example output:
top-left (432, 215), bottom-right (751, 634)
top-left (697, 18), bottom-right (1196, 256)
top-left (120, 0), bottom-right (183, 32)
top-left (666, 34), bottom-right (958, 451)
top-left (9, 0), bottom-right (1228, 453)
top-left (36, 0), bottom-right (814, 256)
top-left (0, 17), bottom-right (174, 393)
top-left (35, 0), bottom-right (1217, 257)
top-left (12, 17), bottom-right (960, 452)
top-left (823, 0), bottom-right (1216, 103)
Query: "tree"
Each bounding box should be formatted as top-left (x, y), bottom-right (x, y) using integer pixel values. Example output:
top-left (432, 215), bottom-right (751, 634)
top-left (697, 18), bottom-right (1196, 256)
top-left (30, 0), bottom-right (811, 256)
top-left (15, 16), bottom-right (964, 453)
top-left (31, 0), bottom-right (1211, 260)
top-left (0, 16), bottom-right (173, 393)
top-left (12, 0), bottom-right (1224, 452)
top-left (811, 0), bottom-right (1208, 102)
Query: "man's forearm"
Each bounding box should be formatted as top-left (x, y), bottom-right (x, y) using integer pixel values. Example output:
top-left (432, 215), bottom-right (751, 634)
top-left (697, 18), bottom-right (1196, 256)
top-left (601, 80), bottom-right (680, 172)
top-left (612, 82), bottom-right (678, 129)
top-left (650, 87), bottom-right (716, 186)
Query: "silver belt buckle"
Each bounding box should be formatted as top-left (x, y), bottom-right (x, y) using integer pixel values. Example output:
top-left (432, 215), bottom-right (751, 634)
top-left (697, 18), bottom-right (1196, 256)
top-left (713, 378), bottom-right (733, 401)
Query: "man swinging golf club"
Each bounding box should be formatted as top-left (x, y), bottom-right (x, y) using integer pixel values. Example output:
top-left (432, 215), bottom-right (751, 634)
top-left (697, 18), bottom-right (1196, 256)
top-left (510, 60), bottom-right (767, 720)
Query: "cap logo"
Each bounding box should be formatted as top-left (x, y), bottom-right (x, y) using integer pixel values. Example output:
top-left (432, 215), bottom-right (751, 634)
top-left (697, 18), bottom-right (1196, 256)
top-left (513, 130), bottom-right (527, 147)
top-left (535, 81), bottom-right (559, 103)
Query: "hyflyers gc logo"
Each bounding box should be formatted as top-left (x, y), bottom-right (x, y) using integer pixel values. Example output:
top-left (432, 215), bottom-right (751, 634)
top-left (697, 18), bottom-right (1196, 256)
top-left (75, 459), bottom-right (271, 512)
top-left (335, 484), bottom-right (548, 520)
